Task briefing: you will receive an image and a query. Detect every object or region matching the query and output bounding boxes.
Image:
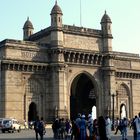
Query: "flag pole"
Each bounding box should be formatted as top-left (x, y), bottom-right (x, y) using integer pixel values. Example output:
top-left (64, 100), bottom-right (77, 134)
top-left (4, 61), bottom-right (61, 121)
top-left (80, 0), bottom-right (82, 27)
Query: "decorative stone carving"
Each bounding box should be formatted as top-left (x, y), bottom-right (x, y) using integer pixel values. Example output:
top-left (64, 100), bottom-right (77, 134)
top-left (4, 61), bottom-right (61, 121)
top-left (114, 60), bottom-right (130, 69)
top-left (21, 51), bottom-right (47, 61)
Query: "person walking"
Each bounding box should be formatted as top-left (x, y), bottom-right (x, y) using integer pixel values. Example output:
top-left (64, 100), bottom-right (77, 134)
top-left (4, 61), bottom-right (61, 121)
top-left (34, 116), bottom-right (45, 140)
top-left (114, 117), bottom-right (120, 135)
top-left (52, 118), bottom-right (60, 139)
top-left (34, 116), bottom-right (40, 140)
top-left (87, 114), bottom-right (93, 140)
top-left (134, 113), bottom-right (140, 140)
top-left (38, 117), bottom-right (46, 140)
top-left (71, 120), bottom-right (78, 140)
top-left (120, 117), bottom-right (128, 140)
top-left (93, 119), bottom-right (99, 140)
top-left (105, 116), bottom-right (111, 140)
top-left (132, 116), bottom-right (137, 140)
top-left (75, 113), bottom-right (81, 140)
top-left (65, 119), bottom-right (71, 138)
top-left (79, 114), bottom-right (87, 140)
top-left (98, 116), bottom-right (107, 140)
top-left (59, 118), bottom-right (66, 139)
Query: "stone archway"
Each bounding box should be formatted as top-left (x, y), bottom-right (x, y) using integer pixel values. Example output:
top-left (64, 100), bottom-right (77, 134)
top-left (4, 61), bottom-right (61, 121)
top-left (117, 83), bottom-right (130, 119)
top-left (70, 73), bottom-right (96, 120)
top-left (28, 102), bottom-right (38, 122)
top-left (23, 77), bottom-right (45, 122)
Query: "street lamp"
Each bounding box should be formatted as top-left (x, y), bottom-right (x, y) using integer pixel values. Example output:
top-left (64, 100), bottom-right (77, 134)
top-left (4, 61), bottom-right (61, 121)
top-left (111, 93), bottom-right (115, 131)
top-left (111, 91), bottom-right (118, 131)
top-left (55, 106), bottom-right (58, 118)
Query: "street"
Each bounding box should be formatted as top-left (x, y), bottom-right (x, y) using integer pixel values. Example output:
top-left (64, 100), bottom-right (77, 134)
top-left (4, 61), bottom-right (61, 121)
top-left (0, 128), bottom-right (133, 140)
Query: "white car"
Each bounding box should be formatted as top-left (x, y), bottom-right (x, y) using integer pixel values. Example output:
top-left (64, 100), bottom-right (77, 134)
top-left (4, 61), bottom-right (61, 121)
top-left (1, 118), bottom-right (21, 133)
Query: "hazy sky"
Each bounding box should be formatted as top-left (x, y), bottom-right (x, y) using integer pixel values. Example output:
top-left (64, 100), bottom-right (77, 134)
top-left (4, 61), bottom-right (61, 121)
top-left (0, 0), bottom-right (140, 54)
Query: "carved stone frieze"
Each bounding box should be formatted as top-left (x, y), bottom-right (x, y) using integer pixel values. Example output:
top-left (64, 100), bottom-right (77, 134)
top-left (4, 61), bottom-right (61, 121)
top-left (114, 60), bottom-right (130, 69)
top-left (21, 51), bottom-right (47, 62)
top-left (2, 62), bottom-right (48, 73)
top-left (116, 72), bottom-right (140, 79)
top-left (64, 50), bottom-right (104, 66)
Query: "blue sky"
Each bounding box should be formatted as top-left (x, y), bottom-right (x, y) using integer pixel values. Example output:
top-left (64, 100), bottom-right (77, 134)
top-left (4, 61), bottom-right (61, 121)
top-left (0, 0), bottom-right (140, 54)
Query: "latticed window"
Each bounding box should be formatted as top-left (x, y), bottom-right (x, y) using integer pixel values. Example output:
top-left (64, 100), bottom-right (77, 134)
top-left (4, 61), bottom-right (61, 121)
top-left (25, 78), bottom-right (40, 94)
top-left (117, 84), bottom-right (128, 97)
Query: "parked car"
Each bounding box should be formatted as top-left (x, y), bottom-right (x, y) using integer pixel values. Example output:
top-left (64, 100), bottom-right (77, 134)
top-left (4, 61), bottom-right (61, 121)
top-left (1, 118), bottom-right (21, 133)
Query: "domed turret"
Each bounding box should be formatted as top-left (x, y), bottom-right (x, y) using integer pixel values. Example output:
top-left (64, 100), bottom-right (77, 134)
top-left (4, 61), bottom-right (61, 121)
top-left (23, 17), bottom-right (34, 29)
top-left (100, 11), bottom-right (112, 35)
top-left (101, 11), bottom-right (112, 24)
top-left (23, 17), bottom-right (34, 40)
top-left (51, 1), bottom-right (62, 15)
top-left (100, 11), bottom-right (113, 52)
top-left (50, 0), bottom-right (63, 27)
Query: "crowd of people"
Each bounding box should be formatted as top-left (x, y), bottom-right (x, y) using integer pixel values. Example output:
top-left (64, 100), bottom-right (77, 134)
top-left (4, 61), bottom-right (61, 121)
top-left (51, 112), bottom-right (140, 140)
top-left (113, 112), bottom-right (140, 140)
top-left (114, 117), bottom-right (129, 140)
top-left (51, 114), bottom-right (112, 140)
top-left (30, 112), bottom-right (140, 140)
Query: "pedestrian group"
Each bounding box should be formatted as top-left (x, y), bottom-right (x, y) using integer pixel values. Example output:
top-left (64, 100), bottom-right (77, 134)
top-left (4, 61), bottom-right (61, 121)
top-left (31, 112), bottom-right (140, 140)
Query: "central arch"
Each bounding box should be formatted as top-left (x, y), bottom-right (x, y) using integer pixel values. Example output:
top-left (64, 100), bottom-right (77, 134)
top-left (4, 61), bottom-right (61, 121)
top-left (70, 73), bottom-right (97, 120)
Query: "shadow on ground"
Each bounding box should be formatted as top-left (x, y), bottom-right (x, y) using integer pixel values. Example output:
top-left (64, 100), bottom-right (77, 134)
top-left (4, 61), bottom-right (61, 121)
top-left (0, 138), bottom-right (54, 140)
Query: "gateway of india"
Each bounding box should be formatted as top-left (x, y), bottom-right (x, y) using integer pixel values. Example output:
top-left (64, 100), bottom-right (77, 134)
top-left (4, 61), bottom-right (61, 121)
top-left (0, 1), bottom-right (140, 122)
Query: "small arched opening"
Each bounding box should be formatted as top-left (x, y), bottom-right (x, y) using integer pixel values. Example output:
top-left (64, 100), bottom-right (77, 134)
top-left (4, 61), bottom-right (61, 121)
top-left (117, 83), bottom-right (129, 119)
top-left (28, 102), bottom-right (38, 122)
top-left (120, 104), bottom-right (127, 119)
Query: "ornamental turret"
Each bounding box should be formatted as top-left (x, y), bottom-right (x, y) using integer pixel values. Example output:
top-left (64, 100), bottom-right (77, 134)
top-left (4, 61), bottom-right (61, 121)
top-left (50, 0), bottom-right (63, 28)
top-left (101, 11), bottom-right (112, 35)
top-left (101, 11), bottom-right (113, 52)
top-left (23, 17), bottom-right (34, 40)
top-left (50, 1), bottom-right (63, 46)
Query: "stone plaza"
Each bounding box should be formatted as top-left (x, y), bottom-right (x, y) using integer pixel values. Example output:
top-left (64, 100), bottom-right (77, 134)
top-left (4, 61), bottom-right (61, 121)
top-left (0, 127), bottom-right (134, 140)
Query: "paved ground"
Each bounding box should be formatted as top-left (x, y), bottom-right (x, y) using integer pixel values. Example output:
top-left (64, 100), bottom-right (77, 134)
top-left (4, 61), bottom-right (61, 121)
top-left (112, 129), bottom-right (133, 140)
top-left (0, 128), bottom-right (133, 140)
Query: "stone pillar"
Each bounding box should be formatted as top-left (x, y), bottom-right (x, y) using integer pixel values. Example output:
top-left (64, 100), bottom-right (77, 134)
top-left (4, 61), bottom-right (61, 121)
top-left (102, 54), bottom-right (116, 117)
top-left (49, 63), bottom-right (68, 120)
top-left (3, 70), bottom-right (23, 121)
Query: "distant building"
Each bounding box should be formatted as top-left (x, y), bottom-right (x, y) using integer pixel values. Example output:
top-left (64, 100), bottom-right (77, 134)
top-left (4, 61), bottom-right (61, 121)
top-left (0, 2), bottom-right (140, 122)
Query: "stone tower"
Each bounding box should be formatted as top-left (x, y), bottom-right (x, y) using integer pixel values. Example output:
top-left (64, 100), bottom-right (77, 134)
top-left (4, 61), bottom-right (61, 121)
top-left (49, 1), bottom-right (68, 119)
top-left (101, 11), bottom-right (116, 117)
top-left (23, 17), bottom-right (34, 40)
top-left (101, 11), bottom-right (112, 52)
top-left (50, 0), bottom-right (63, 28)
top-left (50, 0), bottom-right (63, 46)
